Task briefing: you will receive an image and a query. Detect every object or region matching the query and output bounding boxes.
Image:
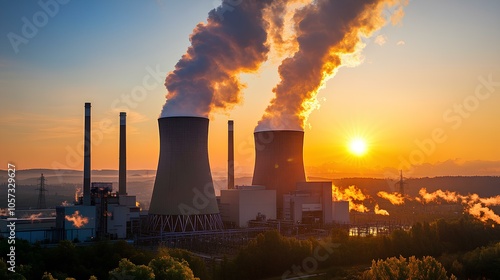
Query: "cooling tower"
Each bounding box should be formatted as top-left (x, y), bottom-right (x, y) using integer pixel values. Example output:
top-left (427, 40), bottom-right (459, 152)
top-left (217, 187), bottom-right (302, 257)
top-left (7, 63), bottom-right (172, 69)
top-left (148, 117), bottom-right (223, 232)
top-left (252, 130), bottom-right (306, 217)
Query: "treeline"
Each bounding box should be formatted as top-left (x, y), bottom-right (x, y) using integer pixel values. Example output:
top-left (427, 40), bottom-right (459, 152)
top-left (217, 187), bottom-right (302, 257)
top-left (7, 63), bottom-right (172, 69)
top-left (0, 240), bottom-right (208, 280)
top-left (1, 216), bottom-right (499, 279)
top-left (219, 216), bottom-right (500, 279)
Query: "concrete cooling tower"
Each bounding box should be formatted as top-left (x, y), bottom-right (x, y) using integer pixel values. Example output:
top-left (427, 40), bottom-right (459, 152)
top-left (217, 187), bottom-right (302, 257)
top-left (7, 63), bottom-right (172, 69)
top-left (252, 130), bottom-right (306, 217)
top-left (148, 117), bottom-right (223, 232)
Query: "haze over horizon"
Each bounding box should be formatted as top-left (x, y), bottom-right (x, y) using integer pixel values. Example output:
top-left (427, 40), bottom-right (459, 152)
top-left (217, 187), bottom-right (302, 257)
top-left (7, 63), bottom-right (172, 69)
top-left (1, 0), bottom-right (500, 180)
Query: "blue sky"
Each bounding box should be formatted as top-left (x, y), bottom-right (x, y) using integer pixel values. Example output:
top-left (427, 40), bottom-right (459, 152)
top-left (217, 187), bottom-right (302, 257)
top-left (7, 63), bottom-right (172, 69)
top-left (1, 0), bottom-right (500, 178)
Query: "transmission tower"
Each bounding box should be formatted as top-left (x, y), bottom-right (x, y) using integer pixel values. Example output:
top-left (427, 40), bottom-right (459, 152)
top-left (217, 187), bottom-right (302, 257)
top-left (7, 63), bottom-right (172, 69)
top-left (36, 173), bottom-right (48, 209)
top-left (397, 170), bottom-right (407, 195)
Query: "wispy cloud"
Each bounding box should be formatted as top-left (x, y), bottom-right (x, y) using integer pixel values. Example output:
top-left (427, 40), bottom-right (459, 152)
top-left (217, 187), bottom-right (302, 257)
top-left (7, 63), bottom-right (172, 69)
top-left (397, 40), bottom-right (406, 46)
top-left (375, 35), bottom-right (387, 46)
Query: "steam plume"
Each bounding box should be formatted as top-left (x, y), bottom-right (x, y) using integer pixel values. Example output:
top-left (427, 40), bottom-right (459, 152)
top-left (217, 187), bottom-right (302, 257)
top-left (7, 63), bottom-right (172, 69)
top-left (333, 185), bottom-right (369, 213)
top-left (417, 188), bottom-right (464, 204)
top-left (23, 212), bottom-right (43, 223)
top-left (65, 210), bottom-right (89, 228)
top-left (74, 187), bottom-right (82, 203)
top-left (374, 204), bottom-right (389, 216)
top-left (161, 1), bottom-right (278, 118)
top-left (417, 188), bottom-right (500, 224)
top-left (256, 0), bottom-right (406, 131)
top-left (377, 191), bottom-right (405, 205)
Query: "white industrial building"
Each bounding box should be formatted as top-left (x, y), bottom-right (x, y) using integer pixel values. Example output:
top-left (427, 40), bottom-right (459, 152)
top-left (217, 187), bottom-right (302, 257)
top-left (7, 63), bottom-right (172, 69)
top-left (219, 185), bottom-right (276, 228)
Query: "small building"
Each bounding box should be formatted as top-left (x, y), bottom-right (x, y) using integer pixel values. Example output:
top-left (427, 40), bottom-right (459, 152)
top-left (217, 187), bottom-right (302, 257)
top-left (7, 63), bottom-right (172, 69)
top-left (55, 205), bottom-right (96, 242)
top-left (219, 185), bottom-right (276, 228)
top-left (0, 209), bottom-right (56, 243)
top-left (283, 181), bottom-right (333, 224)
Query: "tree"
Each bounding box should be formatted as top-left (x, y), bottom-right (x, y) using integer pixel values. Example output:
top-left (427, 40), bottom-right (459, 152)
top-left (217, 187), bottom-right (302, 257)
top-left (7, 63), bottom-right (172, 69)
top-left (41, 272), bottom-right (56, 280)
top-left (109, 258), bottom-right (154, 280)
top-left (149, 255), bottom-right (199, 280)
top-left (361, 256), bottom-right (456, 280)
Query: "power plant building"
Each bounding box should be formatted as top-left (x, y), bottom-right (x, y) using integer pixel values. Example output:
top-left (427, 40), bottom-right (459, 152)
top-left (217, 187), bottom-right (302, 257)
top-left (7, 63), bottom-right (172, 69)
top-left (219, 186), bottom-right (276, 228)
top-left (283, 182), bottom-right (333, 224)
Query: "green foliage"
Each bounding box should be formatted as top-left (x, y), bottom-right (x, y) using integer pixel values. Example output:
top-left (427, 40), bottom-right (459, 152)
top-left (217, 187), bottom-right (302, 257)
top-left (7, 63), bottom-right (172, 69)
top-left (109, 256), bottom-right (199, 280)
top-left (459, 242), bottom-right (500, 278)
top-left (232, 230), bottom-right (313, 279)
top-left (149, 255), bottom-right (199, 280)
top-left (0, 258), bottom-right (26, 279)
top-left (109, 258), bottom-right (154, 280)
top-left (361, 256), bottom-right (454, 280)
top-left (41, 272), bottom-right (56, 280)
top-left (162, 247), bottom-right (208, 280)
top-left (0, 216), bottom-right (498, 279)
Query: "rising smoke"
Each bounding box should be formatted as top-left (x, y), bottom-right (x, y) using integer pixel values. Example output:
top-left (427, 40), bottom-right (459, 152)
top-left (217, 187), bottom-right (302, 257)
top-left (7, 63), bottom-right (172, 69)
top-left (161, 0), bottom-right (406, 125)
top-left (65, 210), bottom-right (89, 228)
top-left (161, 1), bottom-right (279, 118)
top-left (333, 185), bottom-right (370, 213)
top-left (417, 188), bottom-right (500, 224)
top-left (377, 191), bottom-right (405, 205)
top-left (256, 0), bottom-right (407, 131)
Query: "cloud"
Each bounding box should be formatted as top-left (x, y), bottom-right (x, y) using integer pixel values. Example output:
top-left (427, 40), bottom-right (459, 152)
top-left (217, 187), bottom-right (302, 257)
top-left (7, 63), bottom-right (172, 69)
top-left (397, 40), bottom-right (406, 46)
top-left (375, 35), bottom-right (387, 46)
top-left (390, 5), bottom-right (406, 25)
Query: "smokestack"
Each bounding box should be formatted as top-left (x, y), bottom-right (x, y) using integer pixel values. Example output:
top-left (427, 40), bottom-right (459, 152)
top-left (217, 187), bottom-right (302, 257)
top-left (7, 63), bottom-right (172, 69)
top-left (148, 117), bottom-right (223, 232)
top-left (252, 130), bottom-right (306, 217)
top-left (83, 102), bottom-right (91, 206)
top-left (119, 112), bottom-right (127, 195)
top-left (228, 120), bottom-right (234, 190)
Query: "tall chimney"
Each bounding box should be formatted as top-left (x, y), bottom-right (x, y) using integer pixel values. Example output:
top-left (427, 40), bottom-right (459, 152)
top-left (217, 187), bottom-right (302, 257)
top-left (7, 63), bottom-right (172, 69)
top-left (148, 117), bottom-right (223, 232)
top-left (119, 112), bottom-right (127, 195)
top-left (228, 120), bottom-right (234, 190)
top-left (252, 130), bottom-right (306, 217)
top-left (83, 102), bottom-right (91, 206)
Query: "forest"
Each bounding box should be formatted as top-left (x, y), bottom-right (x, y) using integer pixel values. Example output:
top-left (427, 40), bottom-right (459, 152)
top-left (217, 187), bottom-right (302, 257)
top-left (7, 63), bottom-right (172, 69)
top-left (1, 215), bottom-right (500, 279)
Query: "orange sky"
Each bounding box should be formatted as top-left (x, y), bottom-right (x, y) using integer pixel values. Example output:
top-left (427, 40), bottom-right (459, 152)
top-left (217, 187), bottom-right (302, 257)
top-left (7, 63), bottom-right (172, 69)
top-left (1, 1), bottom-right (500, 179)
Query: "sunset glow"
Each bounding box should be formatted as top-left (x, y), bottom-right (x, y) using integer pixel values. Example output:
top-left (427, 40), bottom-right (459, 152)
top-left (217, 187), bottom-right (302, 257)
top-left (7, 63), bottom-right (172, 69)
top-left (348, 138), bottom-right (368, 157)
top-left (0, 1), bottom-right (499, 179)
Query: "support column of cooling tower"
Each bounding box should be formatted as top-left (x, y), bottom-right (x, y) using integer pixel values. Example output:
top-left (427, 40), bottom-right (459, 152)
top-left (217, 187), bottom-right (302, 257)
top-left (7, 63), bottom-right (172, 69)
top-left (228, 120), bottom-right (234, 190)
top-left (119, 112), bottom-right (127, 195)
top-left (252, 130), bottom-right (306, 218)
top-left (148, 117), bottom-right (223, 232)
top-left (83, 103), bottom-right (91, 206)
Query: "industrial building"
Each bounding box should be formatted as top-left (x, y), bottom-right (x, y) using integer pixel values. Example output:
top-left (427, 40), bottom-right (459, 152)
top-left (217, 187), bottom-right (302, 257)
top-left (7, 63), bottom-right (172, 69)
top-left (0, 104), bottom-right (140, 243)
top-left (219, 185), bottom-right (276, 228)
top-left (250, 129), bottom-right (350, 226)
top-left (283, 181), bottom-right (333, 224)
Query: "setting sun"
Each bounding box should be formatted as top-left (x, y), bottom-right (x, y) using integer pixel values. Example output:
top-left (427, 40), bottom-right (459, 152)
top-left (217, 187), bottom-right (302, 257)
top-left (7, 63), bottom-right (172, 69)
top-left (349, 138), bottom-right (368, 156)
